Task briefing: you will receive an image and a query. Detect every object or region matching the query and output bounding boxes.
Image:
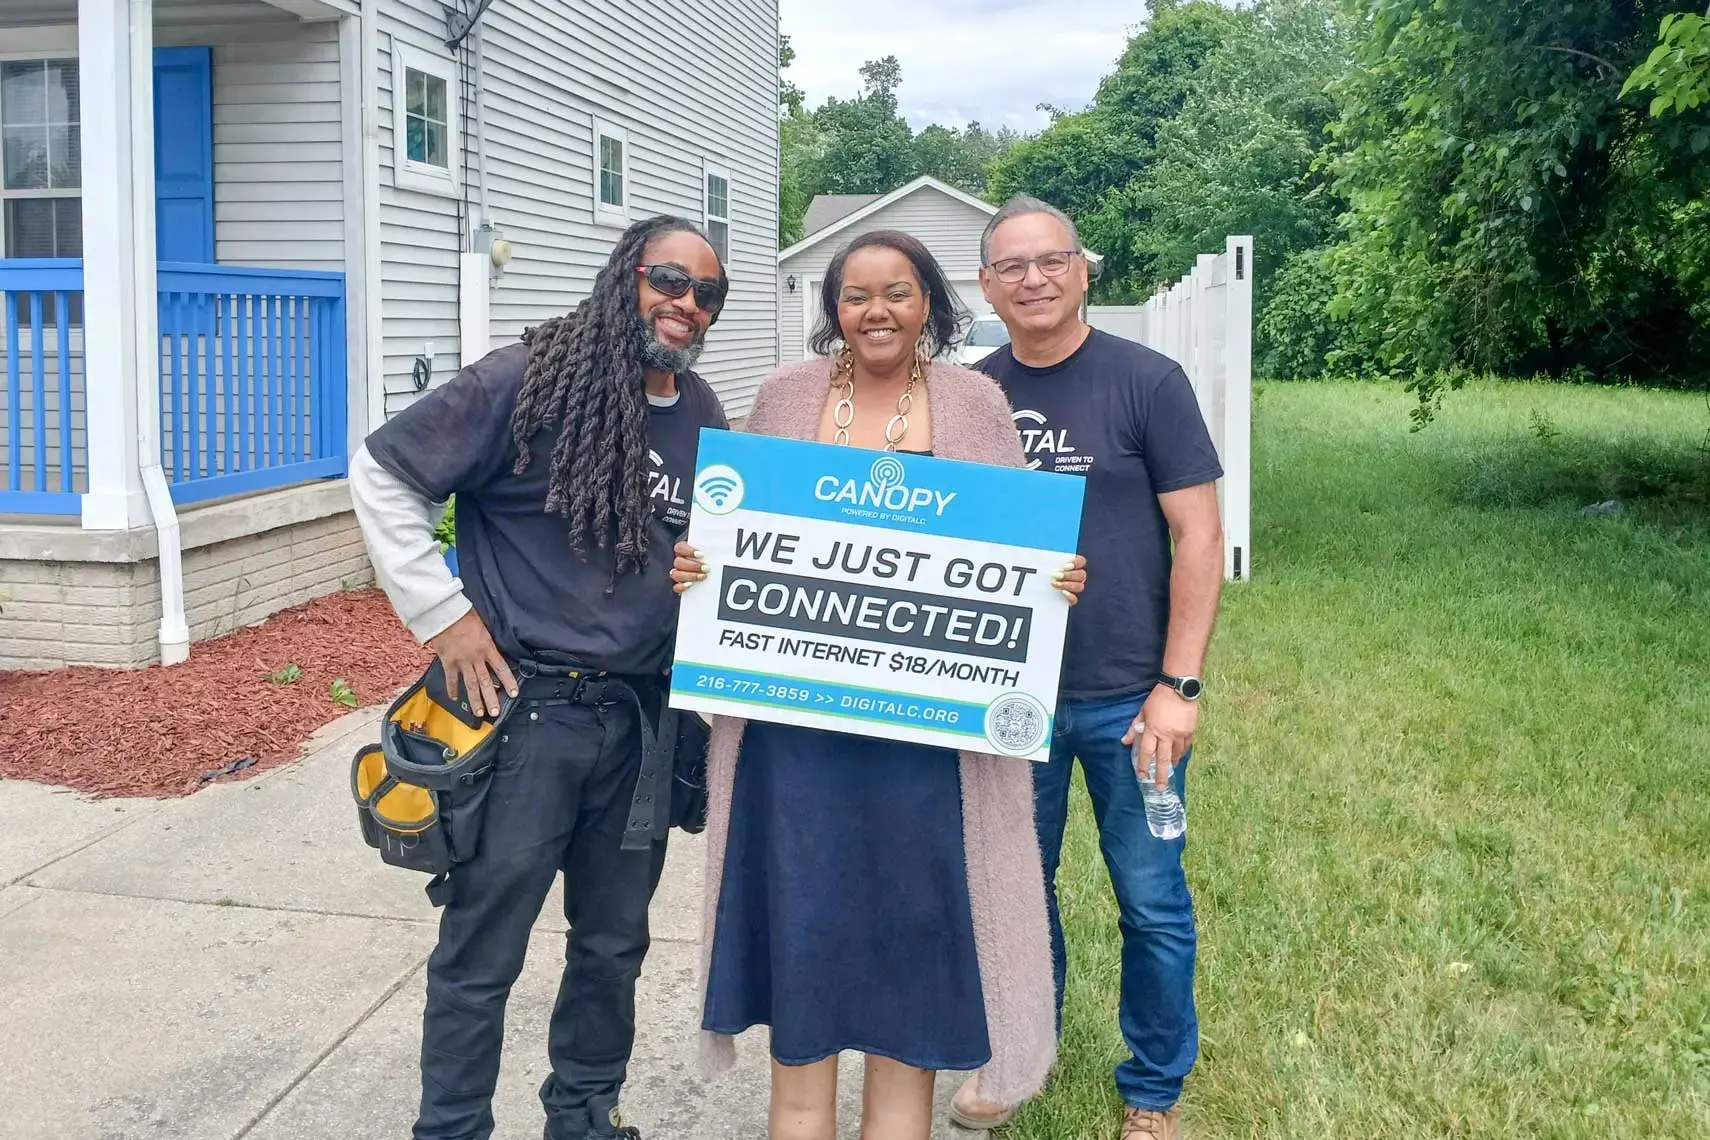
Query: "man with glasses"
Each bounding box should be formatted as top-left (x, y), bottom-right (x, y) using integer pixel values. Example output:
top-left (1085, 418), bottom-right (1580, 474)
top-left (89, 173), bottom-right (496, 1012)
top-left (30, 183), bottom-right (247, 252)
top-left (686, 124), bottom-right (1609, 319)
top-left (348, 215), bottom-right (729, 1140)
top-left (950, 197), bottom-right (1225, 1140)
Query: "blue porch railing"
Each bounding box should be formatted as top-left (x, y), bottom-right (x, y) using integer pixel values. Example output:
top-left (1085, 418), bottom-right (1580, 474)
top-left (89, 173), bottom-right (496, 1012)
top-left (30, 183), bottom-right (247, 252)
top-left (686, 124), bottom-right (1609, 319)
top-left (0, 259), bottom-right (347, 515)
top-left (156, 263), bottom-right (348, 505)
top-left (0, 259), bottom-right (82, 515)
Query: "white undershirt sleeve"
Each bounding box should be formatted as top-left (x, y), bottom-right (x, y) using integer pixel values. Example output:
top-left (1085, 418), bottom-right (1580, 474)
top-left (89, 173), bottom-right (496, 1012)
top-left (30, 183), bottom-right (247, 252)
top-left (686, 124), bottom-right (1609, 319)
top-left (348, 443), bottom-right (472, 644)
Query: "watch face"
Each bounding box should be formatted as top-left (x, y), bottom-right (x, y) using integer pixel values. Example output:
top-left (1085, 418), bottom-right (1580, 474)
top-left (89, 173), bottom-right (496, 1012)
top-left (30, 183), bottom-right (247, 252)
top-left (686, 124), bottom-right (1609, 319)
top-left (1179, 677), bottom-right (1203, 700)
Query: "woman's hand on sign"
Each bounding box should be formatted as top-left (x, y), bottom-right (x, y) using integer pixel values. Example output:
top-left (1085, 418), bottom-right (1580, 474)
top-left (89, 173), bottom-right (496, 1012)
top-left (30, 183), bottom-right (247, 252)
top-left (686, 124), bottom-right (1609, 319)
top-left (671, 540), bottom-right (710, 594)
top-left (1052, 554), bottom-right (1088, 605)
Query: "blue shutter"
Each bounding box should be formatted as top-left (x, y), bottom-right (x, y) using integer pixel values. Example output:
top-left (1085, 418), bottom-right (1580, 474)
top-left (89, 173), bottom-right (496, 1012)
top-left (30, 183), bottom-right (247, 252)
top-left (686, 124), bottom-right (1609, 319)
top-left (153, 47), bottom-right (214, 264)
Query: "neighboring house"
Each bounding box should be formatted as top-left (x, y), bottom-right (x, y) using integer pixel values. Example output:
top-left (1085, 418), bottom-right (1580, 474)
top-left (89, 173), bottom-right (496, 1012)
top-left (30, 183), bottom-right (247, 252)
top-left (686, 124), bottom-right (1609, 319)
top-left (0, 0), bottom-right (780, 671)
top-left (779, 175), bottom-right (1105, 362)
top-left (779, 176), bottom-right (1000, 362)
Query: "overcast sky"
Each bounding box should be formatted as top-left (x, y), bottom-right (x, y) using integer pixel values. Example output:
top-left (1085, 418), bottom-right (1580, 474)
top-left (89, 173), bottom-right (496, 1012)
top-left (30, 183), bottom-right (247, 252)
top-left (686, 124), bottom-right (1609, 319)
top-left (778, 0), bottom-right (1143, 134)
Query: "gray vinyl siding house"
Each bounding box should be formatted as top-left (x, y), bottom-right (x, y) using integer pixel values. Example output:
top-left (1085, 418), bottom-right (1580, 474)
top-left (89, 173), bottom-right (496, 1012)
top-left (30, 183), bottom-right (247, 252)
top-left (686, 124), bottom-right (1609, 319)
top-left (0, 0), bottom-right (780, 670)
top-left (779, 176), bottom-right (1000, 361)
top-left (376, 0), bottom-right (779, 417)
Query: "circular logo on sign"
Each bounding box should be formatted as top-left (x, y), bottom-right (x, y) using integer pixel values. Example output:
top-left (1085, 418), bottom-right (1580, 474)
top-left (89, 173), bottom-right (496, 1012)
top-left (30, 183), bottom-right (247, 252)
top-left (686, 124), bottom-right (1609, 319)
top-left (869, 454), bottom-right (906, 491)
top-left (692, 464), bottom-right (745, 515)
top-left (984, 692), bottom-right (1050, 757)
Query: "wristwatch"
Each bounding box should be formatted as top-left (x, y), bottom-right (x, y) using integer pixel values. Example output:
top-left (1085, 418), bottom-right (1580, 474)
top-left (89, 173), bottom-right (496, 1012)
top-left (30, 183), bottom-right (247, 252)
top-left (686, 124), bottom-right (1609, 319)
top-left (1157, 672), bottom-right (1203, 701)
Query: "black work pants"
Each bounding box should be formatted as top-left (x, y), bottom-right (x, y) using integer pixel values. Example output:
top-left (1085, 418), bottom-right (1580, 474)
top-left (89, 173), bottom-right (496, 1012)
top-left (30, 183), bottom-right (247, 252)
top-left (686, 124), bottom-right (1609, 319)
top-left (413, 694), bottom-right (667, 1140)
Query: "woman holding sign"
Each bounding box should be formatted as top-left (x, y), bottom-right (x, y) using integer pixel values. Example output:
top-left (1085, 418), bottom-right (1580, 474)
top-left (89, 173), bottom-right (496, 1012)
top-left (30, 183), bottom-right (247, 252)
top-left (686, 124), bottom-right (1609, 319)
top-left (672, 231), bottom-right (1086, 1140)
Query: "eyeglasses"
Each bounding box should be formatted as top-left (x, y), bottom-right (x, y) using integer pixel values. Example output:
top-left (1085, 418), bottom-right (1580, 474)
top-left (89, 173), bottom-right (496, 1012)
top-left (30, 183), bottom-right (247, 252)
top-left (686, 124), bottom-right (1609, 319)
top-left (637, 264), bottom-right (726, 314)
top-left (986, 250), bottom-right (1080, 284)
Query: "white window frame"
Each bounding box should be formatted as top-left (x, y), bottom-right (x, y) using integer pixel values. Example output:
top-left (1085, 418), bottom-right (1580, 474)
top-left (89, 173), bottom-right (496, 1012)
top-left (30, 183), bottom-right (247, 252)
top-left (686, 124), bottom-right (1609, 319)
top-left (592, 118), bottom-right (629, 228)
top-left (0, 52), bottom-right (83, 258)
top-left (703, 159), bottom-right (730, 264)
top-left (391, 41), bottom-right (459, 198)
top-left (0, 49), bottom-right (85, 334)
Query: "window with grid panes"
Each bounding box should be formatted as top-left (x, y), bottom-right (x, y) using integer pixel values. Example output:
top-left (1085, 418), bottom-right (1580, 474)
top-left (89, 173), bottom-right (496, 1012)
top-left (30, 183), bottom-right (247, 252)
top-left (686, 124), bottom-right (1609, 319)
top-left (404, 66), bottom-right (449, 169)
top-left (599, 133), bottom-right (625, 209)
top-left (1, 58), bottom-right (82, 323)
top-left (705, 167), bottom-right (729, 263)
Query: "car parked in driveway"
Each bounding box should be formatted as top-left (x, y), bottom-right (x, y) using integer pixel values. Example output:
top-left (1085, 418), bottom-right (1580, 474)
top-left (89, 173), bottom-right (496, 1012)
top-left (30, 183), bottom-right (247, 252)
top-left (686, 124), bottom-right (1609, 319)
top-left (955, 315), bottom-right (1011, 367)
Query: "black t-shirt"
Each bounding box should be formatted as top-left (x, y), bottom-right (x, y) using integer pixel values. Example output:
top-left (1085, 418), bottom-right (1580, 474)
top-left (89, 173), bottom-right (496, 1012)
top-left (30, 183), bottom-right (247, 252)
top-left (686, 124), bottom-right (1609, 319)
top-left (365, 341), bottom-right (728, 675)
top-left (978, 328), bottom-right (1223, 699)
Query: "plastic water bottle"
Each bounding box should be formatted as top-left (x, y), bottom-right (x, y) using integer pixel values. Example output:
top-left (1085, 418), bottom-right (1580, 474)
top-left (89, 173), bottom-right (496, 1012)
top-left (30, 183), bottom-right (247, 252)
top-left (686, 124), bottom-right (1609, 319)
top-left (1134, 742), bottom-right (1186, 840)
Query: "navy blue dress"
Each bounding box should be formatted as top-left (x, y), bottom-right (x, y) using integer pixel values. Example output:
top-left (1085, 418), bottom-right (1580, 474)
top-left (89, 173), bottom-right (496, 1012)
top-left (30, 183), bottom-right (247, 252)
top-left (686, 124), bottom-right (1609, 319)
top-left (702, 721), bottom-right (992, 1070)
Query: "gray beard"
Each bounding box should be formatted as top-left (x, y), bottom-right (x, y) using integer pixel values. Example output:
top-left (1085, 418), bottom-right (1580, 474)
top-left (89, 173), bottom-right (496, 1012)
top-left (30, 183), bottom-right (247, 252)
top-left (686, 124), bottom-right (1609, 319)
top-left (640, 315), bottom-right (705, 373)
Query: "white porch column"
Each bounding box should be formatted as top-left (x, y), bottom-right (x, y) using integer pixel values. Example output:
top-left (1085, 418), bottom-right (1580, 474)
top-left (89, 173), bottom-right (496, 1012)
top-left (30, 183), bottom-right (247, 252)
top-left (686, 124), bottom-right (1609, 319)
top-left (77, 0), bottom-right (147, 529)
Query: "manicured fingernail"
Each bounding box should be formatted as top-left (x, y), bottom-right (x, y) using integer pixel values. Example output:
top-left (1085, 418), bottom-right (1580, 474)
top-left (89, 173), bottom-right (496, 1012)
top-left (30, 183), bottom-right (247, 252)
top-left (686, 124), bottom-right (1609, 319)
top-left (1059, 589), bottom-right (1075, 602)
top-left (1051, 571), bottom-right (1065, 582)
top-left (1061, 561), bottom-right (1077, 572)
top-left (697, 571), bottom-right (710, 581)
top-left (693, 549), bottom-right (705, 559)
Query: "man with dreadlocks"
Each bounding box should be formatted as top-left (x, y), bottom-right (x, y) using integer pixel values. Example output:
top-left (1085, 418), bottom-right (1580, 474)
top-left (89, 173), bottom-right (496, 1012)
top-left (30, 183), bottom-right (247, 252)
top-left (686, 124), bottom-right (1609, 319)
top-left (347, 215), bottom-right (730, 1140)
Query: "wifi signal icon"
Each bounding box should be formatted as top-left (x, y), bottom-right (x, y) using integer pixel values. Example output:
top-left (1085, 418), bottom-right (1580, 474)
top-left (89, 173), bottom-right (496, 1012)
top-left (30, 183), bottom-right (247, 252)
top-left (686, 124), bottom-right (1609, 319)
top-left (693, 464), bottom-right (746, 515)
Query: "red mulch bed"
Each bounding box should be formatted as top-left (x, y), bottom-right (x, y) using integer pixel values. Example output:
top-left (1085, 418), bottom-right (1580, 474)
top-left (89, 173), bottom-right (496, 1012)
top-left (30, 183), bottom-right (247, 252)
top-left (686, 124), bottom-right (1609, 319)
top-left (0, 589), bottom-right (432, 798)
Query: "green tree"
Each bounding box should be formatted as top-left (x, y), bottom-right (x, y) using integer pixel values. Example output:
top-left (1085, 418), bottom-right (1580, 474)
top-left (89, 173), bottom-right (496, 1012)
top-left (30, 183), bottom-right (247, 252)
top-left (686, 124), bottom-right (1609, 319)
top-left (1324, 0), bottom-right (1710, 407)
top-left (779, 34), bottom-right (805, 117)
top-left (777, 34), bottom-right (820, 245)
top-left (810, 55), bottom-right (918, 194)
top-left (1623, 9), bottom-right (1710, 116)
top-left (912, 121), bottom-right (1020, 196)
top-left (1137, 0), bottom-right (1352, 290)
top-left (988, 0), bottom-right (1246, 298)
top-left (779, 108), bottom-right (825, 247)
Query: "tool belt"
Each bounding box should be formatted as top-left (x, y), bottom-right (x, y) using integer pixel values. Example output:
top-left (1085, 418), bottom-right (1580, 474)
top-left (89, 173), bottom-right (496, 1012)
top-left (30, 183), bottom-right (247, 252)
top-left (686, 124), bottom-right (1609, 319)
top-left (351, 656), bottom-right (710, 907)
top-left (510, 660), bottom-right (709, 847)
top-left (350, 658), bottom-right (515, 896)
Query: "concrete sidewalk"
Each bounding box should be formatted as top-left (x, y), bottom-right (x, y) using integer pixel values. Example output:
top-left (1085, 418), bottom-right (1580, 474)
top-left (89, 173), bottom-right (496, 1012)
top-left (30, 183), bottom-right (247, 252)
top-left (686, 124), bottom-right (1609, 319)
top-left (0, 709), bottom-right (975, 1139)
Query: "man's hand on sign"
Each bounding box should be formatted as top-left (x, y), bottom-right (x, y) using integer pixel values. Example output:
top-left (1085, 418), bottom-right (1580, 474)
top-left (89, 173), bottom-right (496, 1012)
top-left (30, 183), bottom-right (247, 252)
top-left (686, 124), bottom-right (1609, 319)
top-left (671, 540), bottom-right (709, 594)
top-left (1054, 555), bottom-right (1088, 605)
top-left (427, 610), bottom-right (518, 718)
top-left (1122, 686), bottom-right (1196, 789)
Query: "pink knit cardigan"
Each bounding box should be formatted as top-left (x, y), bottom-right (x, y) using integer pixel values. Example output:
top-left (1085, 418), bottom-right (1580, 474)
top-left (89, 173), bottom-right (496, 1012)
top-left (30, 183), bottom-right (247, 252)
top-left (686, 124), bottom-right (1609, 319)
top-left (695, 357), bottom-right (1058, 1104)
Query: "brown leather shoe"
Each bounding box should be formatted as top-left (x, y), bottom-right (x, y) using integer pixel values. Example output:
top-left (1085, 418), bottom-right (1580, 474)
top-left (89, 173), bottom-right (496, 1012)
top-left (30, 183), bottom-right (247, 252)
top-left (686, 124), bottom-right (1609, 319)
top-left (1122, 1106), bottom-right (1182, 1140)
top-left (948, 1075), bottom-right (1017, 1131)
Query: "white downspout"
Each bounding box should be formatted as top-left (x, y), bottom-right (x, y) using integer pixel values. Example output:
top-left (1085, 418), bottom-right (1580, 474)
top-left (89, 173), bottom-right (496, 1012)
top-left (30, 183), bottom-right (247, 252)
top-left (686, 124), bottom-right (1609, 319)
top-left (128, 0), bottom-right (189, 665)
top-left (472, 25), bottom-right (490, 229)
top-left (458, 25), bottom-right (493, 361)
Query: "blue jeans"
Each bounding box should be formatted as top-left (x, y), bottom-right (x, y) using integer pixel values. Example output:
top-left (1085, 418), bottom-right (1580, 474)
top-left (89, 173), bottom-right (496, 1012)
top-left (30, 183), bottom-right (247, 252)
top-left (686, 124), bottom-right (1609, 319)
top-left (1035, 694), bottom-right (1198, 1111)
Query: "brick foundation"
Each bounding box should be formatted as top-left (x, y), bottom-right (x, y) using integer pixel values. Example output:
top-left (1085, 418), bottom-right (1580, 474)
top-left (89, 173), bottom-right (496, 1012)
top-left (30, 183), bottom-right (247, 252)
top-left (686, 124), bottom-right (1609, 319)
top-left (0, 482), bottom-right (373, 671)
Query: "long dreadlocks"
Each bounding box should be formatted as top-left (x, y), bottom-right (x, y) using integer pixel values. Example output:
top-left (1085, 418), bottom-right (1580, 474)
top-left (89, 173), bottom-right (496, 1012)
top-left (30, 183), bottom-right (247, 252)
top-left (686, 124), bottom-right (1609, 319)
top-left (509, 215), bottom-right (716, 583)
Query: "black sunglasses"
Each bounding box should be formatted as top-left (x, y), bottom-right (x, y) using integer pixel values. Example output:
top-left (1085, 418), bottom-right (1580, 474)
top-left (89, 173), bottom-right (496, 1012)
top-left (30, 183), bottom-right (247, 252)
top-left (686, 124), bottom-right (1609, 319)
top-left (637, 264), bottom-right (726, 314)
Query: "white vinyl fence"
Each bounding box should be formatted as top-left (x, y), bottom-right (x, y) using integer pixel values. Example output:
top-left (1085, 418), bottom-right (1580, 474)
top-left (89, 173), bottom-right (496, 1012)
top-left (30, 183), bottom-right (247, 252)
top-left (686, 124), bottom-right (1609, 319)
top-left (1087, 236), bottom-right (1253, 581)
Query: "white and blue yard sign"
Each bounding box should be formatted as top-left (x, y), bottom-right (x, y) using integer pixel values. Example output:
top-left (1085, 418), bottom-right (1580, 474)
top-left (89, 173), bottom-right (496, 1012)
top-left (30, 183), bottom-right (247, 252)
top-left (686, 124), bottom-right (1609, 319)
top-left (670, 430), bottom-right (1087, 762)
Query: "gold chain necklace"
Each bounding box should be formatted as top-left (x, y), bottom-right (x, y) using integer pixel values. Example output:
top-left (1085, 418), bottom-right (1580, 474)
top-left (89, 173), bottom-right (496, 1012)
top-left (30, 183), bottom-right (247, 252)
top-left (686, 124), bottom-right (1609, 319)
top-left (831, 343), bottom-right (923, 451)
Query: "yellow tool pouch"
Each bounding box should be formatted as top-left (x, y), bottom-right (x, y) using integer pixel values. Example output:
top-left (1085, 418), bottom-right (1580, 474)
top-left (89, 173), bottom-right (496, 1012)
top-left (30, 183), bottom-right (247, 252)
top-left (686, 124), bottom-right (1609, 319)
top-left (351, 743), bottom-right (452, 874)
top-left (350, 660), bottom-right (514, 897)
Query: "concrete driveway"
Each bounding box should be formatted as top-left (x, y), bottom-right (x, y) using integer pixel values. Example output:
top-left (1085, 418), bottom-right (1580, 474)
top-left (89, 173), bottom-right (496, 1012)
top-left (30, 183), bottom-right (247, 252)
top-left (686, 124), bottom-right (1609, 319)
top-left (0, 709), bottom-right (975, 1139)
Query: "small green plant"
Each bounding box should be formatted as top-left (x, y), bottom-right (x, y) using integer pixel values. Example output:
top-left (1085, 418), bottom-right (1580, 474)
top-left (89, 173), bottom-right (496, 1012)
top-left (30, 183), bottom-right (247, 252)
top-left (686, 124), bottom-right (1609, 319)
top-left (330, 678), bottom-right (358, 709)
top-left (1529, 407), bottom-right (1561, 447)
top-left (433, 497), bottom-right (456, 551)
top-left (264, 664), bottom-right (302, 685)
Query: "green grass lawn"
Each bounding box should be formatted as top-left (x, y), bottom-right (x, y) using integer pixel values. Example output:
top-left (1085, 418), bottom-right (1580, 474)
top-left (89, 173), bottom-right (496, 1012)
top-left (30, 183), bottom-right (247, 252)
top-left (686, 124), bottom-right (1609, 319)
top-left (1006, 381), bottom-right (1710, 1140)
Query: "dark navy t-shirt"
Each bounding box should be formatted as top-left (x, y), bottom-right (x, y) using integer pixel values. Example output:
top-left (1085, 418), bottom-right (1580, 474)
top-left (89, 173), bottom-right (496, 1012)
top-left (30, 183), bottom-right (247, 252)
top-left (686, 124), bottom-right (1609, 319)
top-left (978, 328), bottom-right (1222, 699)
top-left (365, 341), bottom-right (727, 675)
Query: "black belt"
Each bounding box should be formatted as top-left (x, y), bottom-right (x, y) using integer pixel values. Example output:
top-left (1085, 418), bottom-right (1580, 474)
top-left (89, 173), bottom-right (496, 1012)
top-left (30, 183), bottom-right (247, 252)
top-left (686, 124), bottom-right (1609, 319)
top-left (512, 660), bottom-right (675, 851)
